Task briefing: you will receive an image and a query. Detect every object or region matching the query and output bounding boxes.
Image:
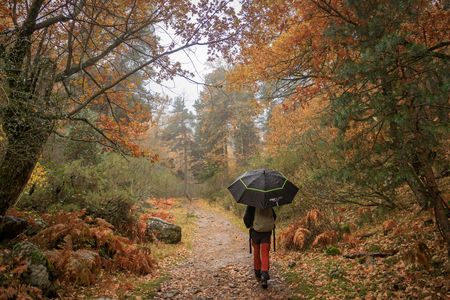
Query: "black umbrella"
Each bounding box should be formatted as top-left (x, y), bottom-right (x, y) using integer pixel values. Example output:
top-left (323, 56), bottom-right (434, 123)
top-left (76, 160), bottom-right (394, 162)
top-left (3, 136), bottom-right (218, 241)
top-left (227, 168), bottom-right (299, 209)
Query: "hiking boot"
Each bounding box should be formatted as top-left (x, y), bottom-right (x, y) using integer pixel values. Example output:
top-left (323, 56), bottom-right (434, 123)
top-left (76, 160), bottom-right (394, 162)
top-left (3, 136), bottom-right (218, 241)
top-left (254, 269), bottom-right (261, 281)
top-left (261, 271), bottom-right (270, 289)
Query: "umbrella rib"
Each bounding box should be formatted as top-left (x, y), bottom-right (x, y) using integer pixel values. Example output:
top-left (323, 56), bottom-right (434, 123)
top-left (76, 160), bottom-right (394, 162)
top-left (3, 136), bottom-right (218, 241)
top-left (240, 178), bottom-right (287, 193)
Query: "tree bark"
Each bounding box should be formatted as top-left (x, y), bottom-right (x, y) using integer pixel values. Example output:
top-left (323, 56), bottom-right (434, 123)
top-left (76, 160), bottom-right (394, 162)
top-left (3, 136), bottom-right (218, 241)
top-left (407, 146), bottom-right (450, 255)
top-left (0, 113), bottom-right (53, 215)
top-left (1, 58), bottom-right (55, 215)
top-left (181, 99), bottom-right (189, 200)
top-left (419, 162), bottom-right (450, 255)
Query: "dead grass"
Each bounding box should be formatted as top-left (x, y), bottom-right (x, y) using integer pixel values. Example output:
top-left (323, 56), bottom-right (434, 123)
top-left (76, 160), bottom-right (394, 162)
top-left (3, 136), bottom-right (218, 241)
top-left (147, 198), bottom-right (198, 262)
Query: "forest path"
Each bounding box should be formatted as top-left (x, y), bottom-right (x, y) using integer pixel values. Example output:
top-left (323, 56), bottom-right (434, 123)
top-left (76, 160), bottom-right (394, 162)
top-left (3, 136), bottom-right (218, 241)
top-left (153, 201), bottom-right (290, 299)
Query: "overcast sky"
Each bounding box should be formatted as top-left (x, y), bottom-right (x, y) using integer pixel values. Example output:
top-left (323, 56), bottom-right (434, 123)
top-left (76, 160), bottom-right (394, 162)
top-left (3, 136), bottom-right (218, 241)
top-left (148, 1), bottom-right (241, 112)
top-left (149, 44), bottom-right (212, 112)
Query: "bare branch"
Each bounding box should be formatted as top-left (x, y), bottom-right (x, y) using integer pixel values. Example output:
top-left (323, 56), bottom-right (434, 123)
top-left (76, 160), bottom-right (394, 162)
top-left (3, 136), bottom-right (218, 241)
top-left (63, 40), bottom-right (212, 118)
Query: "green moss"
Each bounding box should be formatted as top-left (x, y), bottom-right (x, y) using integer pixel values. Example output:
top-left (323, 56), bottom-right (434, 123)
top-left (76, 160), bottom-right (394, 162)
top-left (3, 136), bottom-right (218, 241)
top-left (283, 271), bottom-right (316, 299)
top-left (339, 224), bottom-right (351, 234)
top-left (383, 256), bottom-right (398, 266)
top-left (367, 244), bottom-right (381, 252)
top-left (131, 274), bottom-right (170, 298)
top-left (12, 241), bottom-right (48, 267)
top-left (324, 246), bottom-right (341, 256)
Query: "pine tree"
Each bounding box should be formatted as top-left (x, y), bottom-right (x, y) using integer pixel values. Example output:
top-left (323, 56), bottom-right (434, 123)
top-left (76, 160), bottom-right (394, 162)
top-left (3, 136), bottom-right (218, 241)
top-left (161, 97), bottom-right (195, 198)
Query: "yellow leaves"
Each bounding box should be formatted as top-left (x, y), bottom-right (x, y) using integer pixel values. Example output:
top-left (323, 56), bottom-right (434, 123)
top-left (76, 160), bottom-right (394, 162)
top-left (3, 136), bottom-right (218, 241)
top-left (28, 162), bottom-right (47, 189)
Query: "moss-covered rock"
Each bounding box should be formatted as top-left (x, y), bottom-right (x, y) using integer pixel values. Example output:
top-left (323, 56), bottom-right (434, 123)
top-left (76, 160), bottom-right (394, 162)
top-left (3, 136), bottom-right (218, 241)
top-left (12, 241), bottom-right (48, 267)
top-left (11, 241), bottom-right (52, 291)
top-left (147, 217), bottom-right (182, 244)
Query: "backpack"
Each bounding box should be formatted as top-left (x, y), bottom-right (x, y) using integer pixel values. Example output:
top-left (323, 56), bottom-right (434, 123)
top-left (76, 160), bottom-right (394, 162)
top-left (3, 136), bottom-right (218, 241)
top-left (253, 207), bottom-right (275, 232)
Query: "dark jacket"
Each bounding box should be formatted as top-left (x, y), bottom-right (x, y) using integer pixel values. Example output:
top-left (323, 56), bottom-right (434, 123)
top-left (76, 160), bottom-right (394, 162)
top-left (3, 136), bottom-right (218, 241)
top-left (243, 206), bottom-right (277, 229)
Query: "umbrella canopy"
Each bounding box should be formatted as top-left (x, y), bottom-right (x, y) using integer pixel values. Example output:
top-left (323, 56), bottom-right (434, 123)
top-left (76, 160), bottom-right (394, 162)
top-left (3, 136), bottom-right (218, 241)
top-left (227, 168), bottom-right (299, 209)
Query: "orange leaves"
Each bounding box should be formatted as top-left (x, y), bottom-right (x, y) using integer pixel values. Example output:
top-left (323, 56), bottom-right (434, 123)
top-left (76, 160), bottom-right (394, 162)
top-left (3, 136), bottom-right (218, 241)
top-left (279, 208), bottom-right (338, 251)
top-left (342, 233), bottom-right (360, 248)
top-left (400, 1), bottom-right (450, 48)
top-left (228, 0), bottom-right (347, 92)
top-left (305, 209), bottom-right (322, 227)
top-left (95, 114), bottom-right (156, 159)
top-left (11, 262), bottom-right (29, 276)
top-left (382, 219), bottom-right (396, 235)
top-left (292, 227), bottom-right (312, 249)
top-left (45, 249), bottom-right (100, 286)
top-left (312, 230), bottom-right (338, 248)
top-left (146, 197), bottom-right (177, 210)
top-left (0, 4), bottom-right (12, 31)
top-left (265, 96), bottom-right (329, 154)
top-left (30, 210), bottom-right (154, 285)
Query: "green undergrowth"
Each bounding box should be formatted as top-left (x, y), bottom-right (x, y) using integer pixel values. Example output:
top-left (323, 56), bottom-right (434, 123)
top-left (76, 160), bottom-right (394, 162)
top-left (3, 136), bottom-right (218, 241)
top-left (130, 274), bottom-right (170, 299)
top-left (282, 254), bottom-right (368, 299)
top-left (282, 270), bottom-right (316, 300)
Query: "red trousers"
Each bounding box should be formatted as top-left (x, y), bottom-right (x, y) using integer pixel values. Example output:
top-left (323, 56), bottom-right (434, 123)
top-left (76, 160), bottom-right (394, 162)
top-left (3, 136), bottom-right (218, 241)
top-left (253, 242), bottom-right (270, 271)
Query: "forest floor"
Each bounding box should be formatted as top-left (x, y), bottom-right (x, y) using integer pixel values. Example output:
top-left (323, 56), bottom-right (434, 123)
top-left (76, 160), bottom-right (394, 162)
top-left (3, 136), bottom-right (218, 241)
top-left (73, 198), bottom-right (448, 300)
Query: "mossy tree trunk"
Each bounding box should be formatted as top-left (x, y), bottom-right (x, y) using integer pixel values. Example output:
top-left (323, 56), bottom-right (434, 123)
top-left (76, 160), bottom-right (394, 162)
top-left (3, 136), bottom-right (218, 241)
top-left (0, 0), bottom-right (55, 216)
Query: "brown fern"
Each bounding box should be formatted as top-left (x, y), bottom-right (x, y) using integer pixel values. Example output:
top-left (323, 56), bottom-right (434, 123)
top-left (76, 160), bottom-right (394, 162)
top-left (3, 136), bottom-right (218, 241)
top-left (312, 230), bottom-right (338, 248)
top-left (293, 227), bottom-right (311, 249)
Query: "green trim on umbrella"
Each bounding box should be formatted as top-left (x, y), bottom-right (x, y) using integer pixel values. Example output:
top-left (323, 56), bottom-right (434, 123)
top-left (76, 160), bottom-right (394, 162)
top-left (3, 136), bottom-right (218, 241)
top-left (239, 178), bottom-right (288, 193)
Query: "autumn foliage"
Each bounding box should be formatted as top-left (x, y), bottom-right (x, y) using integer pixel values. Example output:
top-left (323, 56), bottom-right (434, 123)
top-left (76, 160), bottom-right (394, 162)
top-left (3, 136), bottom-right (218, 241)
top-left (0, 210), bottom-right (153, 298)
top-left (280, 209), bottom-right (339, 250)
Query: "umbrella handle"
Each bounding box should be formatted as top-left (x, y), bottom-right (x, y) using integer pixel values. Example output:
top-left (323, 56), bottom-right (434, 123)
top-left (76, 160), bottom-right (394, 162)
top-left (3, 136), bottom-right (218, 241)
top-left (273, 227), bottom-right (276, 252)
top-left (249, 230), bottom-right (252, 254)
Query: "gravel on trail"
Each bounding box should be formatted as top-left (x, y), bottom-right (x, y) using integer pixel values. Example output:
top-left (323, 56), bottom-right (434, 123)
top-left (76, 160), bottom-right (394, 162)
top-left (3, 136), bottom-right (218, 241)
top-left (153, 202), bottom-right (290, 300)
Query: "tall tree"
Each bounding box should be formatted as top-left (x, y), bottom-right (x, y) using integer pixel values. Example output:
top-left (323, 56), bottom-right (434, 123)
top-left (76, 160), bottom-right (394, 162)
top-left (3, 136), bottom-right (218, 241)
top-left (161, 97), bottom-right (194, 198)
top-left (192, 67), bottom-right (260, 182)
top-left (228, 0), bottom-right (450, 249)
top-left (0, 0), bottom-right (237, 215)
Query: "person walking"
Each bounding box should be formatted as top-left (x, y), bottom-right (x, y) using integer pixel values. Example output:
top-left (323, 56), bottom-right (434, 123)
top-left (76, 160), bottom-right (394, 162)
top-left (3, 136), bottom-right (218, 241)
top-left (243, 206), bottom-right (276, 289)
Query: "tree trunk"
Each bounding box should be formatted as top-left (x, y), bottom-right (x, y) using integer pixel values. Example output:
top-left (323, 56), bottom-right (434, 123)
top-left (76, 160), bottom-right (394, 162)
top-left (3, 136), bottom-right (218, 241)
top-left (420, 162), bottom-right (450, 255)
top-left (407, 149), bottom-right (450, 255)
top-left (0, 113), bottom-right (53, 215)
top-left (182, 118), bottom-right (189, 200)
top-left (0, 57), bottom-right (56, 216)
top-left (406, 176), bottom-right (431, 209)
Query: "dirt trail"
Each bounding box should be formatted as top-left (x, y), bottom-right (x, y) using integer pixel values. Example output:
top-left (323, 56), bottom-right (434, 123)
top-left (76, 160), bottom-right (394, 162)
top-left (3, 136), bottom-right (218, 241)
top-left (153, 201), bottom-right (290, 299)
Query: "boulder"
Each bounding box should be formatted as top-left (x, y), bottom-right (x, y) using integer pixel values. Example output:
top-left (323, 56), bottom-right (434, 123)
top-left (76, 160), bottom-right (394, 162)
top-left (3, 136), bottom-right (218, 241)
top-left (11, 241), bottom-right (52, 291)
top-left (146, 217), bottom-right (181, 244)
top-left (0, 215), bottom-right (28, 241)
top-left (27, 264), bottom-right (51, 291)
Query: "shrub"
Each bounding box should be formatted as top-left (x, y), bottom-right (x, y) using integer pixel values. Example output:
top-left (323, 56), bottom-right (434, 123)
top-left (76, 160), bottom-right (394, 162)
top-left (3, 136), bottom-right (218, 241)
top-left (31, 210), bottom-right (154, 282)
top-left (17, 153), bottom-right (185, 236)
top-left (339, 223), bottom-right (351, 234)
top-left (324, 246), bottom-right (341, 256)
top-left (312, 230), bottom-right (338, 248)
top-left (279, 209), bottom-right (339, 251)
